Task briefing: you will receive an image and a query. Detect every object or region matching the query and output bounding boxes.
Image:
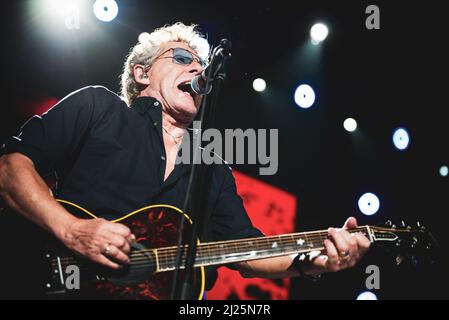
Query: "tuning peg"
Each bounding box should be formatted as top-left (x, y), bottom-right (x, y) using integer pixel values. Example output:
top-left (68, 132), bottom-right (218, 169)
top-left (416, 221), bottom-right (421, 228)
top-left (401, 221), bottom-right (407, 228)
top-left (385, 220), bottom-right (392, 227)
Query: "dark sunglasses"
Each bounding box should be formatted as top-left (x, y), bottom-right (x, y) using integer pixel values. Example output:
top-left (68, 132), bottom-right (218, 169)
top-left (156, 47), bottom-right (208, 68)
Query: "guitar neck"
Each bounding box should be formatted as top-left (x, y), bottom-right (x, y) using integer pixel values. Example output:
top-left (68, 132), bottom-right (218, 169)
top-left (154, 226), bottom-right (373, 272)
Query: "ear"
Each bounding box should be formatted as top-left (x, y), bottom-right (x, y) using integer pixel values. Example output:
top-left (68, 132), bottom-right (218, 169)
top-left (133, 64), bottom-right (150, 85)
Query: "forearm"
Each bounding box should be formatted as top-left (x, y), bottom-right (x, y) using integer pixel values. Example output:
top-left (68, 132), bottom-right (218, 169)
top-left (0, 153), bottom-right (77, 239)
top-left (236, 254), bottom-right (326, 279)
top-left (235, 256), bottom-right (299, 279)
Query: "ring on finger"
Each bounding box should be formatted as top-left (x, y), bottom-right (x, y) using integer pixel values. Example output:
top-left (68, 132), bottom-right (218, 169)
top-left (103, 243), bottom-right (111, 255)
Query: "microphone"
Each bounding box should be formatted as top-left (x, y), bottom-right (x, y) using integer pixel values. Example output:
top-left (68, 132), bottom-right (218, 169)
top-left (190, 39), bottom-right (232, 95)
top-left (190, 64), bottom-right (212, 95)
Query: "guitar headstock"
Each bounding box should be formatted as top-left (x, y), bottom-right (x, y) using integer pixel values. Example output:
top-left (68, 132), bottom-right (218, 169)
top-left (369, 221), bottom-right (439, 265)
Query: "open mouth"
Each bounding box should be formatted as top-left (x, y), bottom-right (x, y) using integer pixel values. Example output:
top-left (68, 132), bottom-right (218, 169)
top-left (177, 81), bottom-right (195, 98)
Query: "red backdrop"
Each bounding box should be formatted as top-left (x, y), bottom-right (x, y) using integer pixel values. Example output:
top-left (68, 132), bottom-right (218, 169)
top-left (206, 170), bottom-right (297, 300)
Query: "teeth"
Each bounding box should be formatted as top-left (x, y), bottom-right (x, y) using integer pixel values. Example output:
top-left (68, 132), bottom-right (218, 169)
top-left (178, 82), bottom-right (194, 96)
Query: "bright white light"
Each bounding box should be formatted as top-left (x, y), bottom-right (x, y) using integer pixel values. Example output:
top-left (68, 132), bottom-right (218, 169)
top-left (253, 78), bottom-right (267, 92)
top-left (93, 0), bottom-right (118, 22)
top-left (43, 0), bottom-right (80, 29)
top-left (45, 0), bottom-right (78, 14)
top-left (310, 23), bottom-right (329, 44)
top-left (440, 166), bottom-right (448, 177)
top-left (294, 84), bottom-right (316, 109)
top-left (358, 193), bottom-right (380, 216)
top-left (357, 291), bottom-right (378, 300)
top-left (392, 128), bottom-right (410, 151)
top-left (344, 118), bottom-right (358, 132)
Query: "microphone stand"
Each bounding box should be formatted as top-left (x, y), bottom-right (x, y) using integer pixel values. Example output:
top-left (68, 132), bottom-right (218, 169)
top-left (170, 39), bottom-right (232, 300)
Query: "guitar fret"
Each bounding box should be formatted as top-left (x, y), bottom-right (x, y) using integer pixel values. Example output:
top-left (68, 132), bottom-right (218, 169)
top-left (154, 226), bottom-right (379, 271)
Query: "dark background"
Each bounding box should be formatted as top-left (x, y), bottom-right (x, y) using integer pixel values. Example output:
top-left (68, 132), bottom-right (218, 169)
top-left (0, 0), bottom-right (447, 299)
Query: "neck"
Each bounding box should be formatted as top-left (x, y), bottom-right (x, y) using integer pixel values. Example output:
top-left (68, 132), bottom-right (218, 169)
top-left (138, 90), bottom-right (196, 128)
top-left (161, 114), bottom-right (190, 137)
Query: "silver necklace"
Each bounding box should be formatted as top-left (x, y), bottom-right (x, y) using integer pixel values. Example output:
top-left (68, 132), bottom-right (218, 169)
top-left (162, 126), bottom-right (184, 144)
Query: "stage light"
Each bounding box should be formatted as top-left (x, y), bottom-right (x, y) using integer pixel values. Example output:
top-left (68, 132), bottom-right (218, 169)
top-left (357, 291), bottom-right (378, 300)
top-left (392, 127), bottom-right (410, 151)
top-left (440, 166), bottom-right (448, 177)
top-left (343, 118), bottom-right (357, 132)
top-left (358, 193), bottom-right (380, 216)
top-left (43, 0), bottom-right (80, 30)
top-left (310, 23), bottom-right (329, 45)
top-left (253, 78), bottom-right (267, 92)
top-left (294, 84), bottom-right (316, 109)
top-left (93, 0), bottom-right (118, 22)
top-left (45, 0), bottom-right (78, 15)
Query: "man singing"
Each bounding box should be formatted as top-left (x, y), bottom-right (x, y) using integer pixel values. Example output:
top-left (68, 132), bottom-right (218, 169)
top-left (0, 22), bottom-right (370, 299)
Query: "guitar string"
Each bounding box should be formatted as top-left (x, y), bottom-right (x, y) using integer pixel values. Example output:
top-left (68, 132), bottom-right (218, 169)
top-left (50, 227), bottom-right (402, 265)
top-left (51, 229), bottom-right (366, 264)
top-left (51, 228), bottom-right (370, 264)
top-left (51, 246), bottom-right (328, 272)
top-left (50, 237), bottom-right (330, 269)
top-left (50, 223), bottom-right (402, 267)
top-left (51, 231), bottom-right (370, 269)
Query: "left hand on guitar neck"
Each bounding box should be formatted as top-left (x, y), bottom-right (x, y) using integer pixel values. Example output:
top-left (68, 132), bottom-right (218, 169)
top-left (301, 217), bottom-right (371, 276)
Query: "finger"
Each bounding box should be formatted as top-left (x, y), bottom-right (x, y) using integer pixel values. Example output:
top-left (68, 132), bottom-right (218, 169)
top-left (311, 255), bottom-right (328, 269)
top-left (324, 239), bottom-right (339, 267)
top-left (354, 233), bottom-right (371, 251)
top-left (103, 244), bottom-right (130, 265)
top-left (343, 217), bottom-right (358, 230)
top-left (341, 231), bottom-right (358, 261)
top-left (328, 228), bottom-right (350, 255)
top-left (108, 234), bottom-right (131, 254)
top-left (108, 223), bottom-right (132, 238)
top-left (341, 230), bottom-right (357, 251)
top-left (116, 238), bottom-right (131, 255)
top-left (121, 241), bottom-right (131, 255)
top-left (96, 254), bottom-right (121, 270)
top-left (127, 234), bottom-right (136, 244)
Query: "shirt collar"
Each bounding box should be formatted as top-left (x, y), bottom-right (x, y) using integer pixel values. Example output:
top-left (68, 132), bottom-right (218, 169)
top-left (131, 96), bottom-right (162, 116)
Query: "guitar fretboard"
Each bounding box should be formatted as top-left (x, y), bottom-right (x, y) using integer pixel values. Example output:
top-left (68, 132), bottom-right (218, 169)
top-left (154, 226), bottom-right (371, 271)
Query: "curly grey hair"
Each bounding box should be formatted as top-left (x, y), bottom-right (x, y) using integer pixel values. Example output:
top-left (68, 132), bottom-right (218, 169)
top-left (120, 22), bottom-right (210, 106)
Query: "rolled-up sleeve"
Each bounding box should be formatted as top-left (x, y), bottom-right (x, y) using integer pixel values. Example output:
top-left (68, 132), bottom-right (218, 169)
top-left (1, 86), bottom-right (106, 175)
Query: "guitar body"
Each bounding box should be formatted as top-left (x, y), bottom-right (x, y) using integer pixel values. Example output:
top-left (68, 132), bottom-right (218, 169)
top-left (43, 201), bottom-right (205, 300)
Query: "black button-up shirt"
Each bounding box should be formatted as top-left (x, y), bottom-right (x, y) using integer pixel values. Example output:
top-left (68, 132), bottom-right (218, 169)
top-left (1, 86), bottom-right (262, 289)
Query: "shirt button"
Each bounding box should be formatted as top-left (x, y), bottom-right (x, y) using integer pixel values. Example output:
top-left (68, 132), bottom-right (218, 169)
top-left (153, 122), bottom-right (158, 126)
top-left (153, 101), bottom-right (160, 107)
top-left (161, 155), bottom-right (166, 161)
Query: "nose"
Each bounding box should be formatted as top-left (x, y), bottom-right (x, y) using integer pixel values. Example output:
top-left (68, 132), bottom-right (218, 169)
top-left (187, 61), bottom-right (203, 75)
